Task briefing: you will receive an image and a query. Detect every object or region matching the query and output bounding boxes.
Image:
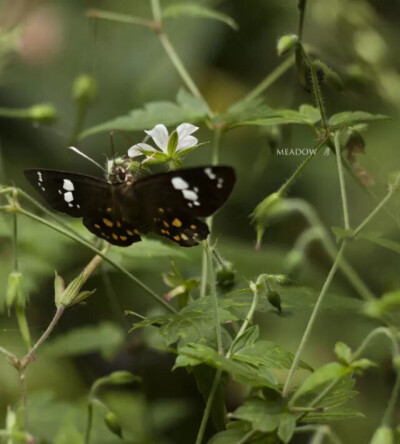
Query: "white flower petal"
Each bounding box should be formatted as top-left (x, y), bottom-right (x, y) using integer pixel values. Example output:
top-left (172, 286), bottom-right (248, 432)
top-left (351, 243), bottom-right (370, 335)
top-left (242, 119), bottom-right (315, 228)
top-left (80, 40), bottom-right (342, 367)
top-left (176, 123), bottom-right (199, 139)
top-left (145, 124), bottom-right (169, 152)
top-left (127, 143), bottom-right (156, 158)
top-left (177, 135), bottom-right (198, 150)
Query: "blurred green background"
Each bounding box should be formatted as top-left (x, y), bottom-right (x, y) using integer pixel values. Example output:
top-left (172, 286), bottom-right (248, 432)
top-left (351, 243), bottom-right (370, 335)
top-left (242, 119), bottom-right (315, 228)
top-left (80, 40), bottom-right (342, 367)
top-left (0, 0), bottom-right (400, 442)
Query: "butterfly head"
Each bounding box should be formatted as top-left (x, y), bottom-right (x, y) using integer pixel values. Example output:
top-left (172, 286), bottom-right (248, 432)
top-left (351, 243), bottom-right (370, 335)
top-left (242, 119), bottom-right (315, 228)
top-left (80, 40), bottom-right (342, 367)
top-left (106, 158), bottom-right (134, 185)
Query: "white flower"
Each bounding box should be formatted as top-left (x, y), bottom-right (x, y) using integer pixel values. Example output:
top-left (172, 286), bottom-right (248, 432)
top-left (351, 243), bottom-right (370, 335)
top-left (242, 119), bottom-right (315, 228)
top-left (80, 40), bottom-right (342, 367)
top-left (128, 123), bottom-right (199, 159)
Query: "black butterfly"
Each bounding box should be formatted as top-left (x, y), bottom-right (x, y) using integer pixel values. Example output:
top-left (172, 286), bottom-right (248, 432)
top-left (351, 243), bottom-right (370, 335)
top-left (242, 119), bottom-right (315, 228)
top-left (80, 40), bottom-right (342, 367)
top-left (24, 165), bottom-right (236, 247)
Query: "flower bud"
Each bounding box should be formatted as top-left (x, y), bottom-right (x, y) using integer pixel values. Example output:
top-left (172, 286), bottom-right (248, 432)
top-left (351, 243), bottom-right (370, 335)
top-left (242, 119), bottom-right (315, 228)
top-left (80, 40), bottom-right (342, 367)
top-left (104, 411), bottom-right (122, 438)
top-left (267, 291), bottom-right (282, 314)
top-left (216, 263), bottom-right (236, 293)
top-left (6, 272), bottom-right (28, 311)
top-left (167, 130), bottom-right (179, 157)
top-left (72, 74), bottom-right (97, 106)
top-left (277, 34), bottom-right (298, 56)
top-left (29, 103), bottom-right (57, 124)
top-left (55, 273), bottom-right (95, 308)
top-left (108, 371), bottom-right (138, 385)
top-left (370, 426), bottom-right (393, 444)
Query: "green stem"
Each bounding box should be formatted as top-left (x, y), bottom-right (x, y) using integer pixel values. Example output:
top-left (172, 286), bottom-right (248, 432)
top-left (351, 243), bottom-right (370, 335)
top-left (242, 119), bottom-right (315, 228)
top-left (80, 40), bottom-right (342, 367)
top-left (351, 327), bottom-right (399, 361)
top-left (0, 346), bottom-right (18, 364)
top-left (0, 108), bottom-right (32, 119)
top-left (382, 370), bottom-right (400, 426)
top-left (283, 241), bottom-right (347, 397)
top-left (243, 56), bottom-right (295, 103)
top-left (13, 207), bottom-right (176, 314)
top-left (69, 103), bottom-right (86, 146)
top-left (278, 137), bottom-right (328, 196)
top-left (84, 401), bottom-right (94, 444)
top-left (297, 0), bottom-right (307, 39)
top-left (352, 178), bottom-right (400, 238)
top-left (237, 429), bottom-right (257, 444)
top-left (150, 0), bottom-right (162, 23)
top-left (299, 44), bottom-right (329, 132)
top-left (21, 305), bottom-right (65, 369)
top-left (200, 251), bottom-right (208, 298)
top-left (194, 369), bottom-right (222, 444)
top-left (333, 132), bottom-right (350, 229)
top-left (86, 8), bottom-right (154, 28)
top-left (12, 212), bottom-right (18, 271)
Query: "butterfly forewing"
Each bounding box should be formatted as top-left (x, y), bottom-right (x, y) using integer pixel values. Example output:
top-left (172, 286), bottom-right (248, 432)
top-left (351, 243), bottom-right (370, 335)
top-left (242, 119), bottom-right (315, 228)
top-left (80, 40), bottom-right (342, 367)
top-left (24, 169), bottom-right (111, 218)
top-left (134, 166), bottom-right (236, 218)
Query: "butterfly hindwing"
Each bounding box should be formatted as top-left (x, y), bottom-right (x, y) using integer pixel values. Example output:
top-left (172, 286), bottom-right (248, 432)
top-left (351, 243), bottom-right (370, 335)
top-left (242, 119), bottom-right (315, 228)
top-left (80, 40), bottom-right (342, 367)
top-left (83, 211), bottom-right (142, 246)
top-left (24, 169), bottom-right (111, 218)
top-left (152, 208), bottom-right (209, 247)
top-left (134, 166), bottom-right (236, 218)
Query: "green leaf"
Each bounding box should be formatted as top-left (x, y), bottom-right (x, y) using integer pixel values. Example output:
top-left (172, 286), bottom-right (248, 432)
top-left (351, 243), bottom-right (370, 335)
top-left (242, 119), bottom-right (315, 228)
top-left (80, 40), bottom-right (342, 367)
top-left (302, 407), bottom-right (364, 423)
top-left (278, 414), bottom-right (296, 443)
top-left (80, 90), bottom-right (209, 139)
top-left (291, 362), bottom-right (351, 404)
top-left (175, 343), bottom-right (278, 389)
top-left (230, 325), bottom-right (260, 354)
top-left (42, 322), bottom-right (124, 359)
top-left (232, 396), bottom-right (284, 432)
top-left (233, 340), bottom-right (312, 372)
top-left (163, 3), bottom-right (238, 30)
top-left (334, 341), bottom-right (352, 365)
top-left (208, 421), bottom-right (251, 444)
top-left (328, 111), bottom-right (389, 129)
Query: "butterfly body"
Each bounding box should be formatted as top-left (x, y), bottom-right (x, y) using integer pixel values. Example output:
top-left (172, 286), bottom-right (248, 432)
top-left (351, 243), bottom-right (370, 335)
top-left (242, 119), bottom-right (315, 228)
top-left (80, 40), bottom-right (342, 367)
top-left (24, 165), bottom-right (235, 247)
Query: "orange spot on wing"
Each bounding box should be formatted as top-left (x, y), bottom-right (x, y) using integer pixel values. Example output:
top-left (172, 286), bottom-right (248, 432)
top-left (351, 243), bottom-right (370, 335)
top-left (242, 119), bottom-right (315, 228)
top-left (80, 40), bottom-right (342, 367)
top-left (103, 218), bottom-right (113, 227)
top-left (172, 218), bottom-right (182, 227)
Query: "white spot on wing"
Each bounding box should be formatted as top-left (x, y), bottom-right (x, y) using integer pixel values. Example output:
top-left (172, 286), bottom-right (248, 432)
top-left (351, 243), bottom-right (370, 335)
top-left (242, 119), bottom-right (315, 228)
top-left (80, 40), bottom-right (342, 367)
top-left (204, 168), bottom-right (216, 180)
top-left (182, 189), bottom-right (198, 201)
top-left (37, 171), bottom-right (43, 182)
top-left (63, 179), bottom-right (74, 191)
top-left (171, 177), bottom-right (189, 190)
top-left (64, 191), bottom-right (74, 203)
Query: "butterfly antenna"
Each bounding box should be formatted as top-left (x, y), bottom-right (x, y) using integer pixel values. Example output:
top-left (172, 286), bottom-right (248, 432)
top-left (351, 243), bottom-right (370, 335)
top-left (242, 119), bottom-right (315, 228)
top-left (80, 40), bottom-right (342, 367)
top-left (68, 146), bottom-right (106, 172)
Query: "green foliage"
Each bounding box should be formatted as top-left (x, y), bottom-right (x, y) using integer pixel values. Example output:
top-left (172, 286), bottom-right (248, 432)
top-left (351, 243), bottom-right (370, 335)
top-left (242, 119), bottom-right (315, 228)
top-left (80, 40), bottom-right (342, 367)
top-left (328, 111), bottom-right (389, 129)
top-left (80, 90), bottom-right (209, 138)
top-left (162, 2), bottom-right (238, 30)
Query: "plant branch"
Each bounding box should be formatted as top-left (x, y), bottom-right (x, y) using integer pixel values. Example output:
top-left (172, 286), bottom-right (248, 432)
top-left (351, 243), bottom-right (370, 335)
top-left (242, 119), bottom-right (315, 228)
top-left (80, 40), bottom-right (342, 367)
top-left (334, 132), bottom-right (350, 229)
top-left (86, 8), bottom-right (155, 29)
top-left (243, 55), bottom-right (295, 103)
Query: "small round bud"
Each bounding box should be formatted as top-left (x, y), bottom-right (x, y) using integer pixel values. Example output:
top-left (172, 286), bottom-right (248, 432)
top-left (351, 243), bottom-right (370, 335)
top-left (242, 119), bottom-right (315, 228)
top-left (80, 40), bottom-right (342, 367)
top-left (108, 371), bottom-right (137, 385)
top-left (104, 411), bottom-right (122, 438)
top-left (216, 264), bottom-right (236, 293)
top-left (29, 103), bottom-right (57, 124)
top-left (370, 426), bottom-right (393, 444)
top-left (267, 291), bottom-right (282, 314)
top-left (6, 272), bottom-right (28, 310)
top-left (277, 34), bottom-right (298, 57)
top-left (72, 74), bottom-right (97, 106)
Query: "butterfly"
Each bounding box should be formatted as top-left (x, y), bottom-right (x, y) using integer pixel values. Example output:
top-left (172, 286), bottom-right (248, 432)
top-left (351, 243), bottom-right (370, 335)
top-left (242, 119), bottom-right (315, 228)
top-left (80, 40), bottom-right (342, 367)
top-left (24, 164), bottom-right (236, 247)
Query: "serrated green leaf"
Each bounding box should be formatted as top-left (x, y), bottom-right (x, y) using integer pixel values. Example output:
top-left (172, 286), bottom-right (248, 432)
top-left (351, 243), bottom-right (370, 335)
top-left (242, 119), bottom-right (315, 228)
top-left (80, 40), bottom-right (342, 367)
top-left (230, 325), bottom-right (260, 354)
top-left (175, 343), bottom-right (278, 389)
top-left (292, 362), bottom-right (351, 404)
top-left (233, 340), bottom-right (312, 371)
top-left (41, 322), bottom-right (124, 359)
top-left (278, 414), bottom-right (296, 443)
top-left (80, 90), bottom-right (208, 138)
top-left (232, 396), bottom-right (284, 432)
top-left (163, 3), bottom-right (238, 30)
top-left (301, 407), bottom-right (364, 423)
top-left (328, 111), bottom-right (389, 129)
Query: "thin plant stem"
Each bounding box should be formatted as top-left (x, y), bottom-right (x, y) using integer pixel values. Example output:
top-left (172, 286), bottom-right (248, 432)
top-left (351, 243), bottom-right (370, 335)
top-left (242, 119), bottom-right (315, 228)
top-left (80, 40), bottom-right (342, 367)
top-left (194, 369), bottom-right (222, 444)
top-left (86, 8), bottom-right (154, 28)
top-left (278, 137), bottom-right (328, 196)
top-left (382, 370), bottom-right (400, 426)
top-left (237, 429), bottom-right (257, 444)
top-left (351, 327), bottom-right (399, 361)
top-left (150, 0), bottom-right (162, 23)
top-left (84, 401), bottom-right (94, 444)
top-left (200, 251), bottom-right (208, 298)
top-left (0, 346), bottom-right (18, 364)
top-left (352, 177), bottom-right (400, 238)
top-left (334, 132), bottom-right (350, 229)
top-left (298, 0), bottom-right (307, 39)
top-left (243, 56), bottom-right (295, 103)
top-left (21, 305), bottom-right (65, 369)
top-left (299, 44), bottom-right (329, 132)
top-left (195, 283), bottom-right (260, 444)
top-left (206, 243), bottom-right (223, 356)
top-left (282, 241), bottom-right (347, 397)
top-left (19, 369), bottom-right (29, 431)
top-left (12, 206), bottom-right (176, 314)
top-left (12, 212), bottom-right (18, 271)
